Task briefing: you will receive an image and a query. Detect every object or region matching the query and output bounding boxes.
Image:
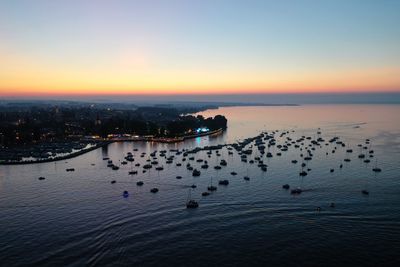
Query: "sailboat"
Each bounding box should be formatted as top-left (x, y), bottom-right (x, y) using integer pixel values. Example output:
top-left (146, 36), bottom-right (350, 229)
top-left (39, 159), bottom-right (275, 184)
top-left (186, 189), bottom-right (199, 208)
top-left (207, 176), bottom-right (217, 191)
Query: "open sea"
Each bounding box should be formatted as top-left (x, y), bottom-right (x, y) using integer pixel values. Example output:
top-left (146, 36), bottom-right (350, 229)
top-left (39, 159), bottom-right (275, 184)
top-left (1, 104), bottom-right (399, 266)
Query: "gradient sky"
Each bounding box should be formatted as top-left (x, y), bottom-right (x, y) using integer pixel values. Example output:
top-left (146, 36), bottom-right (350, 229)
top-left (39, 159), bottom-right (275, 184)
top-left (0, 0), bottom-right (400, 96)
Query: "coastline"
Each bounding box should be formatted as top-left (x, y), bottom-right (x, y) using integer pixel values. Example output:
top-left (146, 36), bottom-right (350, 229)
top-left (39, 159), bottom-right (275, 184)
top-left (0, 128), bottom-right (225, 165)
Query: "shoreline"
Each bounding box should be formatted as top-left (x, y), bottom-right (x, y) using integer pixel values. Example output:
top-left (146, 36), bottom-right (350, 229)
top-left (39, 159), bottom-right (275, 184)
top-left (0, 141), bottom-right (112, 165)
top-left (0, 128), bottom-right (225, 165)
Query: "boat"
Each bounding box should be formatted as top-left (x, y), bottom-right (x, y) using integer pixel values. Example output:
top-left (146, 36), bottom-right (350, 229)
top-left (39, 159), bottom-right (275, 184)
top-left (372, 161), bottom-right (382, 172)
top-left (282, 184), bottom-right (290, 190)
top-left (299, 170), bottom-right (307, 176)
top-left (361, 190), bottom-right (369, 195)
top-left (261, 166), bottom-right (267, 172)
top-left (243, 176), bottom-right (250, 181)
top-left (123, 191), bottom-right (129, 198)
top-left (186, 189), bottom-right (199, 208)
top-left (207, 177), bottom-right (217, 191)
top-left (150, 188), bottom-right (159, 193)
top-left (218, 179), bottom-right (229, 185)
top-left (291, 188), bottom-right (302, 194)
top-left (186, 200), bottom-right (199, 208)
top-left (192, 169), bottom-right (201, 176)
top-left (38, 176), bottom-right (45, 180)
top-left (372, 167), bottom-right (381, 172)
top-left (136, 181), bottom-right (144, 186)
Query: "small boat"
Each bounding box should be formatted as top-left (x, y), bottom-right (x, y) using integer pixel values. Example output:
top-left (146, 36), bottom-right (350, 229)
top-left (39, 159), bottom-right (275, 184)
top-left (291, 188), bottom-right (302, 195)
top-left (291, 160), bottom-right (298, 164)
top-left (191, 184), bottom-right (197, 189)
top-left (176, 175), bottom-right (182, 179)
top-left (66, 168), bottom-right (75, 172)
top-left (207, 177), bottom-right (217, 191)
top-left (129, 171), bottom-right (138, 175)
top-left (372, 161), bottom-right (382, 172)
top-left (112, 166), bottom-right (119, 170)
top-left (243, 176), bottom-right (250, 181)
top-left (202, 191), bottom-right (210, 196)
top-left (111, 180), bottom-right (116, 184)
top-left (299, 171), bottom-right (307, 176)
top-left (136, 181), bottom-right (144, 186)
top-left (192, 169), bottom-right (201, 176)
top-left (330, 169), bottom-right (334, 173)
top-left (207, 185), bottom-right (217, 191)
top-left (186, 189), bottom-right (199, 208)
top-left (361, 190), bottom-right (369, 195)
top-left (230, 171), bottom-right (237, 175)
top-left (123, 191), bottom-right (129, 198)
top-left (218, 179), bottom-right (229, 185)
top-left (261, 166), bottom-right (267, 172)
top-left (38, 176), bottom-right (45, 180)
top-left (186, 200), bottom-right (199, 208)
top-left (150, 188), bottom-right (159, 193)
top-left (282, 184), bottom-right (290, 190)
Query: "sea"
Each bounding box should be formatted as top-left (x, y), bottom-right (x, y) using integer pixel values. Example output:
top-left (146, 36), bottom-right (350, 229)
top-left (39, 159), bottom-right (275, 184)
top-left (1, 104), bottom-right (399, 266)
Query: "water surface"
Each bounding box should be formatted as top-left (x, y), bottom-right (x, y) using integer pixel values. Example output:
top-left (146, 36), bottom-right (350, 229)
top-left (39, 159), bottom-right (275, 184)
top-left (1, 105), bottom-right (399, 266)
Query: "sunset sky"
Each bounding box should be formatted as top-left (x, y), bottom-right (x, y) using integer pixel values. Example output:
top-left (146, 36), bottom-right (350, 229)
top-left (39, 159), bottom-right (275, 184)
top-left (0, 0), bottom-right (399, 97)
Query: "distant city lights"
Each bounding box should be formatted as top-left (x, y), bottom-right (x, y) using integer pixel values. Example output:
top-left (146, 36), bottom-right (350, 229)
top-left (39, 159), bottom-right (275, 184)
top-left (196, 127), bottom-right (209, 133)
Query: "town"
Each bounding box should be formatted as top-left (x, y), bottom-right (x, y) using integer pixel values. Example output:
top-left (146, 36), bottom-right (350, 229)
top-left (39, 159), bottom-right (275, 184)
top-left (0, 102), bottom-right (227, 163)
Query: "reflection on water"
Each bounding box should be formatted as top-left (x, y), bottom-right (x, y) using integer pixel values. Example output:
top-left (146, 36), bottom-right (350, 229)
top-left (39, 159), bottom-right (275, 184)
top-left (0, 105), bottom-right (399, 267)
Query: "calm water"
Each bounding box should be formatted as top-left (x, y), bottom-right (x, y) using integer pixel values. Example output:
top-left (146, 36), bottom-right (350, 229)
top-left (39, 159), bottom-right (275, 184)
top-left (1, 105), bottom-right (400, 266)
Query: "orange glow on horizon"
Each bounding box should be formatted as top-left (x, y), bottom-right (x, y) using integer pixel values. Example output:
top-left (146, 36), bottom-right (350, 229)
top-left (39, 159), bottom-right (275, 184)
top-left (1, 45), bottom-right (399, 96)
top-left (1, 66), bottom-right (399, 97)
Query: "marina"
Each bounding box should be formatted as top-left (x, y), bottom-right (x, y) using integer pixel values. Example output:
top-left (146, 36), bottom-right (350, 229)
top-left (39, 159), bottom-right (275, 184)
top-left (1, 105), bottom-right (399, 266)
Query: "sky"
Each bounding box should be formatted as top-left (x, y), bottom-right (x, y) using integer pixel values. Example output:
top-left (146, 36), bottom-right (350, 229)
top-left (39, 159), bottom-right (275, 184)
top-left (0, 0), bottom-right (400, 97)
